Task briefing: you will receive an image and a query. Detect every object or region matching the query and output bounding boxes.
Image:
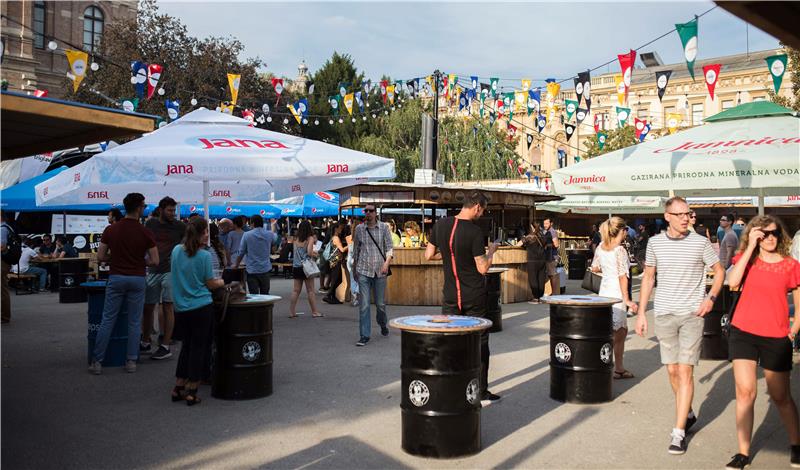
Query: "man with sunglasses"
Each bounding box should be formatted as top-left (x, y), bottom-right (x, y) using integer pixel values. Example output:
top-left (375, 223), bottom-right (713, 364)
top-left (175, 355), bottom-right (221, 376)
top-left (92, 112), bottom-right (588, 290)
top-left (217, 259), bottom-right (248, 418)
top-left (635, 196), bottom-right (724, 455)
top-left (719, 213), bottom-right (739, 269)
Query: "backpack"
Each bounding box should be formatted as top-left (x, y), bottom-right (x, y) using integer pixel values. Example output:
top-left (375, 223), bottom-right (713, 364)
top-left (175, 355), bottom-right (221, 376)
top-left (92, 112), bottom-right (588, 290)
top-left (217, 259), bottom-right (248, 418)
top-left (1, 223), bottom-right (22, 265)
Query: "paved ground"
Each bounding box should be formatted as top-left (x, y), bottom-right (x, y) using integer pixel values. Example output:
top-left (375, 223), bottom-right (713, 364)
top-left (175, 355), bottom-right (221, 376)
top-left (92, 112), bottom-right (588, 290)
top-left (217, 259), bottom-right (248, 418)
top-left (2, 277), bottom-right (798, 469)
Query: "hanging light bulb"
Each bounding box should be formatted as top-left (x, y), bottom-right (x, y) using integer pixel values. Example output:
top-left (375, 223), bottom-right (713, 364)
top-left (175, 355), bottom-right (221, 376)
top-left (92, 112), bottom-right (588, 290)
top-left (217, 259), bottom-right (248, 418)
top-left (266, 116), bottom-right (273, 122)
top-left (157, 87), bottom-right (165, 96)
top-left (362, 116), bottom-right (367, 121)
top-left (283, 118), bottom-right (289, 124)
top-left (351, 118), bottom-right (356, 123)
top-left (314, 119), bottom-right (320, 125)
top-left (90, 62), bottom-right (100, 71)
top-left (371, 114), bottom-right (376, 119)
top-left (47, 41), bottom-right (58, 51)
top-left (190, 98), bottom-right (198, 106)
top-left (329, 119), bottom-right (334, 125)
top-left (338, 118), bottom-right (344, 123)
top-left (302, 118), bottom-right (308, 125)
top-left (384, 110), bottom-right (389, 115)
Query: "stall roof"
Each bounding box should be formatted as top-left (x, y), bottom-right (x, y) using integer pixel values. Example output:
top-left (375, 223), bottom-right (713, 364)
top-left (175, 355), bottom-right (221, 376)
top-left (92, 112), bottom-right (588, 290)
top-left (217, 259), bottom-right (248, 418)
top-left (716, 1), bottom-right (800, 50)
top-left (336, 181), bottom-right (561, 209)
top-left (1, 91), bottom-right (158, 160)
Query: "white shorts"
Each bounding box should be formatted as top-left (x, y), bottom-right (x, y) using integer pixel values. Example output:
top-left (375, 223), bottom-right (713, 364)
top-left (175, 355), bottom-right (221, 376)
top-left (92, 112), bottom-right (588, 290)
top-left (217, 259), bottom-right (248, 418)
top-left (612, 304), bottom-right (628, 331)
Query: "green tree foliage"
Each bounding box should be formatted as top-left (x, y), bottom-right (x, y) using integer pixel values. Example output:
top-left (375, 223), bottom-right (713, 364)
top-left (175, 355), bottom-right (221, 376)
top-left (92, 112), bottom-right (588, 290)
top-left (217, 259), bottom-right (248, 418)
top-left (438, 117), bottom-right (520, 181)
top-left (768, 45), bottom-right (800, 112)
top-left (582, 125), bottom-right (637, 159)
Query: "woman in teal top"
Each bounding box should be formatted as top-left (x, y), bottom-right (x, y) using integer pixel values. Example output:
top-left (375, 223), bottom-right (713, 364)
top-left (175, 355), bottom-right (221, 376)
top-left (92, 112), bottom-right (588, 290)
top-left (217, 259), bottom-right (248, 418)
top-left (170, 218), bottom-right (224, 406)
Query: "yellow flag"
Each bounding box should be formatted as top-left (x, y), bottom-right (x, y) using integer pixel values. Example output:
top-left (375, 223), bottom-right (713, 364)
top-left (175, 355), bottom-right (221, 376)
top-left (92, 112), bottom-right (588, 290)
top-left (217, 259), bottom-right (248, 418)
top-left (343, 93), bottom-right (354, 115)
top-left (548, 104), bottom-right (560, 122)
top-left (614, 74), bottom-right (626, 105)
top-left (220, 103), bottom-right (234, 115)
top-left (227, 73), bottom-right (241, 105)
top-left (65, 49), bottom-right (88, 93)
top-left (287, 104), bottom-right (302, 124)
top-left (667, 113), bottom-right (681, 134)
top-left (546, 81), bottom-right (560, 109)
top-left (515, 91), bottom-right (527, 112)
top-left (387, 85), bottom-right (396, 104)
top-left (521, 79), bottom-right (531, 91)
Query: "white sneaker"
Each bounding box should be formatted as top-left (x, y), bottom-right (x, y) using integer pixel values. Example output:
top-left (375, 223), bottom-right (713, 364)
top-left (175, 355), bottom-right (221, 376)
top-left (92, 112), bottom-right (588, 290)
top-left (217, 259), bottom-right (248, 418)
top-left (124, 360), bottom-right (137, 373)
top-left (88, 360), bottom-right (102, 375)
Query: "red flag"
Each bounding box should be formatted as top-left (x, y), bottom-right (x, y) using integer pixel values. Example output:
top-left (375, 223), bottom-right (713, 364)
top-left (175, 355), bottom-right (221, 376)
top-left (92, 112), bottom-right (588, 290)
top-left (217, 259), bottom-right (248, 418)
top-left (271, 78), bottom-right (284, 106)
top-left (380, 80), bottom-right (388, 104)
top-left (442, 75), bottom-right (449, 98)
top-left (496, 99), bottom-right (505, 118)
top-left (617, 49), bottom-right (636, 102)
top-left (507, 159), bottom-right (515, 170)
top-left (33, 89), bottom-right (48, 98)
top-left (517, 165), bottom-right (526, 176)
top-left (507, 123), bottom-right (517, 139)
top-left (702, 63), bottom-right (721, 100)
top-left (241, 109), bottom-right (255, 126)
top-left (146, 64), bottom-right (162, 100)
top-left (634, 118), bottom-right (647, 140)
top-left (593, 114), bottom-right (601, 134)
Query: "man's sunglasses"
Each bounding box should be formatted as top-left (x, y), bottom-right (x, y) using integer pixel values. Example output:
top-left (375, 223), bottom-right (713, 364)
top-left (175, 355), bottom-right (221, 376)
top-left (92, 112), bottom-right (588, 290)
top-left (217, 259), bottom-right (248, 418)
top-left (363, 208), bottom-right (376, 213)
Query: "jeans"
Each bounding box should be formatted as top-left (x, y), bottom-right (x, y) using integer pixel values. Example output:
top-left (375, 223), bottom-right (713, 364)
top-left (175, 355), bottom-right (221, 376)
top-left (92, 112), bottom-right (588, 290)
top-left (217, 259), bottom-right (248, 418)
top-left (24, 266), bottom-right (48, 290)
top-left (246, 272), bottom-right (271, 295)
top-left (92, 275), bottom-right (146, 362)
top-left (357, 275), bottom-right (387, 339)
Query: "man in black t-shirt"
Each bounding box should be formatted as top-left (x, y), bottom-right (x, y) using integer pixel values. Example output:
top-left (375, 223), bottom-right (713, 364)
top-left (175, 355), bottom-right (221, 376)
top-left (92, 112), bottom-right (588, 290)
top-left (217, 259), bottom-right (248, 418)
top-left (426, 190), bottom-right (500, 404)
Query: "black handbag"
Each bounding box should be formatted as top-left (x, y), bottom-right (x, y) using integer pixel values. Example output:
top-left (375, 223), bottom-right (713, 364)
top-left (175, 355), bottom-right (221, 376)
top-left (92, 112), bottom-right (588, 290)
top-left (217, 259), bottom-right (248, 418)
top-left (581, 269), bottom-right (601, 294)
top-left (722, 266), bottom-right (749, 337)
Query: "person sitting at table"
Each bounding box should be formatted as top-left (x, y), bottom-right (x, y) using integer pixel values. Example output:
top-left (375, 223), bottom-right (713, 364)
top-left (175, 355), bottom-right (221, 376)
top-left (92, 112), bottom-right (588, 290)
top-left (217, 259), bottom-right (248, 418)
top-left (401, 221), bottom-right (427, 248)
top-left (12, 238), bottom-right (48, 292)
top-left (37, 234), bottom-right (55, 258)
top-left (53, 236), bottom-right (78, 259)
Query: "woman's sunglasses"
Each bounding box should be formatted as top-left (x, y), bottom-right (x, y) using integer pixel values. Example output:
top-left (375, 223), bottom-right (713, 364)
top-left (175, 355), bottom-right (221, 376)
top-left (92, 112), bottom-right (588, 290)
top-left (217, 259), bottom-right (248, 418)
top-left (760, 229), bottom-right (782, 240)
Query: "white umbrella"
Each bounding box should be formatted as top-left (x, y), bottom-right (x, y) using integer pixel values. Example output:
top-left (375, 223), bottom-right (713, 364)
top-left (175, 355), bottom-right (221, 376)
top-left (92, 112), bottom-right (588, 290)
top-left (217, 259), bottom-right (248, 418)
top-left (35, 108), bottom-right (395, 216)
top-left (538, 195), bottom-right (666, 214)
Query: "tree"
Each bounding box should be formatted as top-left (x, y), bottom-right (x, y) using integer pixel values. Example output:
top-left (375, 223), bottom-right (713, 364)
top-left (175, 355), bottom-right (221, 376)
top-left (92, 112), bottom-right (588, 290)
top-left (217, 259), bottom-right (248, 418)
top-left (582, 125), bottom-right (637, 159)
top-left (767, 45), bottom-right (800, 112)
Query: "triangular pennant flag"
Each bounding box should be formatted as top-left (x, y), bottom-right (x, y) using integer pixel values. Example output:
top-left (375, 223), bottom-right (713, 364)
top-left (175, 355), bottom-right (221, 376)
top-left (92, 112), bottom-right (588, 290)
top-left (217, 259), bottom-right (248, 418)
top-left (387, 84), bottom-right (396, 104)
top-left (634, 118), bottom-right (647, 140)
top-left (65, 49), bottom-right (88, 93)
top-left (565, 99), bottom-right (578, 121)
top-left (574, 76), bottom-right (584, 105)
top-left (507, 123), bottom-right (517, 140)
top-left (565, 123), bottom-right (576, 142)
top-left (766, 54), bottom-right (788, 93)
top-left (440, 74), bottom-right (448, 95)
top-left (470, 76), bottom-right (478, 90)
top-left (395, 80), bottom-right (404, 98)
top-left (479, 89), bottom-right (486, 118)
top-left (490, 77), bottom-right (499, 97)
top-left (165, 100), bottom-right (180, 121)
top-left (297, 98), bottom-right (308, 120)
top-left (617, 49), bottom-right (637, 101)
top-left (131, 61), bottom-right (147, 98)
top-left (355, 91), bottom-right (365, 112)
top-left (526, 133), bottom-right (534, 150)
top-left (337, 82), bottom-right (349, 98)
top-left (288, 102), bottom-right (302, 124)
top-left (227, 73), bottom-right (241, 105)
top-left (578, 70), bottom-right (591, 106)
top-left (676, 18), bottom-right (699, 80)
top-left (702, 63), bottom-right (721, 100)
top-left (667, 113), bottom-right (681, 134)
top-left (343, 92), bottom-right (355, 115)
top-left (548, 104), bottom-right (559, 123)
top-left (536, 113), bottom-right (547, 133)
top-left (272, 78), bottom-right (284, 96)
top-left (328, 95), bottom-right (340, 116)
top-left (308, 82), bottom-right (315, 95)
top-left (575, 107), bottom-right (588, 125)
top-left (146, 63), bottom-right (162, 100)
top-left (527, 89), bottom-right (541, 116)
top-left (515, 91), bottom-right (527, 113)
top-left (241, 109), bottom-right (255, 126)
top-left (545, 79), bottom-right (560, 108)
top-left (496, 98), bottom-right (506, 119)
top-left (614, 74), bottom-right (626, 105)
top-left (489, 110), bottom-right (496, 126)
top-left (406, 79), bottom-right (416, 98)
top-left (121, 97), bottom-right (139, 113)
top-left (33, 89), bottom-right (48, 97)
top-left (656, 70), bottom-right (672, 102)
top-left (593, 113), bottom-right (601, 134)
top-left (380, 80), bottom-right (388, 103)
top-left (521, 79), bottom-right (531, 92)
top-left (597, 132), bottom-right (608, 150)
top-left (640, 122), bottom-right (651, 143)
top-left (585, 97), bottom-right (592, 113)
top-left (616, 106), bottom-right (631, 127)
top-left (458, 91), bottom-right (468, 111)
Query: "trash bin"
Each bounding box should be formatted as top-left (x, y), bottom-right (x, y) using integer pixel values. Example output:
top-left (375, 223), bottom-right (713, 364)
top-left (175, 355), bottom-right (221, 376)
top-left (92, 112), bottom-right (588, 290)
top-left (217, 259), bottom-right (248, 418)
top-left (212, 294), bottom-right (280, 400)
top-left (543, 295), bottom-right (620, 404)
top-left (567, 250), bottom-right (590, 280)
top-left (701, 284), bottom-right (731, 360)
top-left (84, 281), bottom-right (127, 367)
top-left (59, 258), bottom-right (90, 303)
top-left (390, 315), bottom-right (493, 458)
top-left (485, 267), bottom-right (508, 333)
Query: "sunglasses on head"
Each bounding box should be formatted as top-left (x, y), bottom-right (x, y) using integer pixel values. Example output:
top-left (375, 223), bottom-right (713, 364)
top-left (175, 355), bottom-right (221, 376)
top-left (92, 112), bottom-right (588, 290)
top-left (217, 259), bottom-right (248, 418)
top-left (761, 229), bottom-right (782, 239)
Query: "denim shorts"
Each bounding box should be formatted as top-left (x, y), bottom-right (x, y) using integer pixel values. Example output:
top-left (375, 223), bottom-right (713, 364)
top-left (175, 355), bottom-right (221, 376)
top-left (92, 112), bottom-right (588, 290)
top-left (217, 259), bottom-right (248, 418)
top-left (145, 272), bottom-right (173, 304)
top-left (654, 314), bottom-right (704, 366)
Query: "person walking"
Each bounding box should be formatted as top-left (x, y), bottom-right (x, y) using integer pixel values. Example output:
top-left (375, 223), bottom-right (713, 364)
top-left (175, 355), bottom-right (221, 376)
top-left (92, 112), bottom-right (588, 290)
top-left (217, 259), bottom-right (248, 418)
top-left (425, 191), bottom-right (500, 404)
top-left (519, 224), bottom-right (547, 303)
top-left (288, 221), bottom-right (322, 318)
top-left (89, 193), bottom-right (158, 375)
top-left (224, 216), bottom-right (246, 270)
top-left (323, 220), bottom-right (348, 304)
top-left (169, 218), bottom-right (224, 406)
top-left (351, 203), bottom-right (393, 346)
top-left (635, 196), bottom-right (725, 455)
top-left (543, 217), bottom-right (560, 295)
top-left (235, 215), bottom-right (278, 295)
top-left (142, 197), bottom-right (186, 360)
top-left (719, 213), bottom-right (739, 269)
top-left (591, 217), bottom-right (639, 379)
top-left (723, 215), bottom-right (800, 469)
top-left (346, 218), bottom-right (361, 307)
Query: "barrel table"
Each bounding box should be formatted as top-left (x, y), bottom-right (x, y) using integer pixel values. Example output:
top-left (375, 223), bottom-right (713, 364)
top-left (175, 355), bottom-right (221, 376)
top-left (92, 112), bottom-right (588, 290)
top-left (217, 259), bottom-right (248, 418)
top-left (83, 281), bottom-right (128, 367)
top-left (701, 284), bottom-right (732, 360)
top-left (59, 258), bottom-right (91, 303)
top-left (212, 294), bottom-right (280, 400)
top-left (485, 267), bottom-right (509, 333)
top-left (567, 250), bottom-right (590, 280)
top-left (543, 295), bottom-right (620, 404)
top-left (390, 315), bottom-right (492, 458)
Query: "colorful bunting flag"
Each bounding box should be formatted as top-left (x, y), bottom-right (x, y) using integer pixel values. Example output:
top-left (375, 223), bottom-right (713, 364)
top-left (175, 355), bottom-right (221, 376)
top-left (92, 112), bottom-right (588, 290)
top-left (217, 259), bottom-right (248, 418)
top-left (565, 99), bottom-right (578, 121)
top-left (666, 113), bottom-right (681, 134)
top-left (220, 103), bottom-right (234, 114)
top-left (131, 61), bottom-right (147, 98)
top-left (380, 80), bottom-right (388, 103)
top-left (593, 113), bottom-right (601, 134)
top-left (355, 91), bottom-right (365, 112)
top-left (387, 84), bottom-right (396, 104)
top-left (65, 49), bottom-right (88, 93)
top-left (656, 70), bottom-right (672, 102)
top-left (545, 79), bottom-right (560, 109)
top-left (489, 110), bottom-right (496, 126)
top-left (121, 97), bottom-right (139, 113)
top-left (329, 95), bottom-right (340, 116)
top-left (597, 132), bottom-right (607, 150)
top-left (527, 89), bottom-right (541, 116)
top-left (364, 79), bottom-right (372, 95)
top-left (308, 82), bottom-right (315, 95)
top-left (458, 91), bottom-right (468, 112)
top-left (536, 114), bottom-right (547, 133)
top-left (565, 123), bottom-right (576, 142)
top-left (166, 100), bottom-right (180, 121)
top-left (616, 106), bottom-right (631, 127)
top-left (640, 122), bottom-right (651, 142)
top-left (634, 118), bottom-right (647, 140)
top-left (227, 73), bottom-right (241, 105)
top-left (614, 74), bottom-right (626, 105)
top-left (146, 63), bottom-right (162, 100)
top-left (272, 78), bottom-right (284, 97)
top-left (702, 63), bottom-right (721, 100)
top-left (578, 70), bottom-right (591, 107)
top-left (521, 79), bottom-right (531, 92)
top-left (514, 91), bottom-right (527, 113)
top-left (470, 76), bottom-right (478, 90)
top-left (490, 77), bottom-right (499, 97)
top-left (766, 54), bottom-right (788, 93)
top-left (617, 49), bottom-right (637, 101)
top-left (526, 133), bottom-right (534, 150)
top-left (288, 99), bottom-right (308, 124)
top-left (676, 18), bottom-right (699, 80)
top-left (507, 123), bottom-right (517, 140)
top-left (337, 82), bottom-right (349, 98)
top-left (343, 93), bottom-right (355, 115)
top-left (575, 107), bottom-right (588, 125)
top-left (33, 89), bottom-right (48, 97)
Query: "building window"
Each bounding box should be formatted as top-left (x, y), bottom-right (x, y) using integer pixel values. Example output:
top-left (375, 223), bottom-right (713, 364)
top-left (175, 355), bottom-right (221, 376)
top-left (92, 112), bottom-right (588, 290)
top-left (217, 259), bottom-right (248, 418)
top-left (691, 103), bottom-right (704, 126)
top-left (663, 106), bottom-right (675, 129)
top-left (637, 107), bottom-right (648, 120)
top-left (33, 1), bottom-right (46, 49)
top-left (752, 96), bottom-right (766, 102)
top-left (83, 6), bottom-right (104, 52)
top-left (722, 100), bottom-right (734, 111)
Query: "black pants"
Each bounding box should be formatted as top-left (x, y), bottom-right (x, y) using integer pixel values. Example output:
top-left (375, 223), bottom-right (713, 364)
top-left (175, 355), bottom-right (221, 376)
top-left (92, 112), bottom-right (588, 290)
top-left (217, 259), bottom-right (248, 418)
top-left (325, 263), bottom-right (343, 300)
top-left (175, 304), bottom-right (214, 383)
top-left (527, 260), bottom-right (547, 300)
top-left (247, 272), bottom-right (271, 295)
top-left (443, 298), bottom-right (490, 396)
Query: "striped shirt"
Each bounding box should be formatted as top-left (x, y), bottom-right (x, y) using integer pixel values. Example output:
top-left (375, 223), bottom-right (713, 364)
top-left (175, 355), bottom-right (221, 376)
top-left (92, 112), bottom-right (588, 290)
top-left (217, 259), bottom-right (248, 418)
top-left (645, 231), bottom-right (719, 316)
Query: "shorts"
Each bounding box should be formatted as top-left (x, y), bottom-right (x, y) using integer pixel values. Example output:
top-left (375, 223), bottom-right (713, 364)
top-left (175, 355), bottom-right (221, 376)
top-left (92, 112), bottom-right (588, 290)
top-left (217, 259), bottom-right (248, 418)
top-left (729, 326), bottom-right (793, 372)
top-left (654, 314), bottom-right (704, 366)
top-left (145, 272), bottom-right (173, 304)
top-left (546, 260), bottom-right (558, 277)
top-left (612, 305), bottom-right (628, 331)
top-left (292, 266), bottom-right (307, 280)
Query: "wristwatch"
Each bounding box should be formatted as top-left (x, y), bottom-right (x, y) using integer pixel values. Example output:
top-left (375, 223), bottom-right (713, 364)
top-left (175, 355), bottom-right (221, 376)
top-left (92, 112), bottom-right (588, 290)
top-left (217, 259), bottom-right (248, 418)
top-left (707, 294), bottom-right (717, 302)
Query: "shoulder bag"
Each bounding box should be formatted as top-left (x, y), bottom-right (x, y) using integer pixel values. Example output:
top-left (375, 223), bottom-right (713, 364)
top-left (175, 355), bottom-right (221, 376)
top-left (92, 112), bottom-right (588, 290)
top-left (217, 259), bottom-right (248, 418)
top-left (722, 264), bottom-right (750, 337)
top-left (581, 269), bottom-right (601, 294)
top-left (365, 224), bottom-right (392, 277)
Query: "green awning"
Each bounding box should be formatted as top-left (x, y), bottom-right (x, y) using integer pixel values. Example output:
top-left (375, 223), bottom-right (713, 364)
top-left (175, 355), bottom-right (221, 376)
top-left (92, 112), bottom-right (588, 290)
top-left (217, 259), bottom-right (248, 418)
top-left (704, 101), bottom-right (795, 122)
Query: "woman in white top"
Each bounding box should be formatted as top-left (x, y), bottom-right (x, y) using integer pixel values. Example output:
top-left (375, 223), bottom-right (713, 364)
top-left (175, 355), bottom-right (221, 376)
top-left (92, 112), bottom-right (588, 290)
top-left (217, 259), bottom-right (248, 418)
top-left (591, 216), bottom-right (639, 379)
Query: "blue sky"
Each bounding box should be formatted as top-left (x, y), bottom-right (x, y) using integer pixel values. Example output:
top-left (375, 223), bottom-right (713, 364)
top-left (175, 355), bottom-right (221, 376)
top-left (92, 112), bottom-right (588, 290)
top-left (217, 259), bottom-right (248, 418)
top-left (157, 1), bottom-right (780, 87)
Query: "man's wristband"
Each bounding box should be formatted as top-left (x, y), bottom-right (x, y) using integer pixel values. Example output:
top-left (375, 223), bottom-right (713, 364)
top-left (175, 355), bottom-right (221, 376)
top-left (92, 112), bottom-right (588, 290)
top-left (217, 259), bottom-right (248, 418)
top-left (706, 294), bottom-right (717, 302)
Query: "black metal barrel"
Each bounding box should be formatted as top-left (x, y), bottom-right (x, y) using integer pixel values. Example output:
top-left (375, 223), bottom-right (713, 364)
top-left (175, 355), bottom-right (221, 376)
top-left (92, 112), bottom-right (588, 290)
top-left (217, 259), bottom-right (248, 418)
top-left (567, 250), bottom-right (590, 280)
top-left (701, 285), bottom-right (732, 360)
top-left (212, 294), bottom-right (279, 400)
top-left (59, 258), bottom-right (90, 303)
top-left (390, 315), bottom-right (492, 459)
top-left (485, 267), bottom-right (508, 333)
top-left (544, 295), bottom-right (619, 404)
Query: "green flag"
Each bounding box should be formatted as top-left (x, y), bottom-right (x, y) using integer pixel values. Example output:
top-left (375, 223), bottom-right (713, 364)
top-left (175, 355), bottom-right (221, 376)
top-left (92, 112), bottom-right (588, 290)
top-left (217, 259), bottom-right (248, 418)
top-left (676, 18), bottom-right (698, 80)
top-left (597, 132), bottom-right (608, 150)
top-left (766, 54), bottom-right (788, 93)
top-left (565, 99), bottom-right (578, 121)
top-left (121, 97), bottom-right (139, 112)
top-left (329, 95), bottom-right (340, 116)
top-left (616, 106), bottom-right (631, 128)
top-left (490, 77), bottom-right (499, 97)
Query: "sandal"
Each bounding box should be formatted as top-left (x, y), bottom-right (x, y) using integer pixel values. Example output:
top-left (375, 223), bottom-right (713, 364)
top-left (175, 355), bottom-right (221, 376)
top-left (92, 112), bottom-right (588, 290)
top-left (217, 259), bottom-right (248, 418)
top-left (184, 388), bottom-right (202, 406)
top-left (312, 312), bottom-right (324, 318)
top-left (614, 370), bottom-right (635, 380)
top-left (171, 385), bottom-right (185, 402)
top-left (288, 314), bottom-right (298, 319)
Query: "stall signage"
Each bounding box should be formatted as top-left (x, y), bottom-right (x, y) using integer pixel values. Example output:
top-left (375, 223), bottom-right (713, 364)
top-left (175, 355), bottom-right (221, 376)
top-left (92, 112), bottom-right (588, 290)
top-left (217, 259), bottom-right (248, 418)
top-left (361, 191), bottom-right (415, 203)
top-left (51, 214), bottom-right (109, 235)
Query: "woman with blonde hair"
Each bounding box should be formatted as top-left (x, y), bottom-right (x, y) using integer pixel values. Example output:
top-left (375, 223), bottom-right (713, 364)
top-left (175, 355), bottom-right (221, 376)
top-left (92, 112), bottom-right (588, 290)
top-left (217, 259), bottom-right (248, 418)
top-left (724, 215), bottom-right (800, 469)
top-left (591, 216), bottom-right (638, 379)
top-left (401, 220), bottom-right (427, 247)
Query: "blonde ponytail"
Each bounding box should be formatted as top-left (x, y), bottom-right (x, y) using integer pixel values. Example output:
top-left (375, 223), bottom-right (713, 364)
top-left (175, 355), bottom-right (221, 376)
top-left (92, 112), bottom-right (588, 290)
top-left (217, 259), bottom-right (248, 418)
top-left (600, 216), bottom-right (627, 249)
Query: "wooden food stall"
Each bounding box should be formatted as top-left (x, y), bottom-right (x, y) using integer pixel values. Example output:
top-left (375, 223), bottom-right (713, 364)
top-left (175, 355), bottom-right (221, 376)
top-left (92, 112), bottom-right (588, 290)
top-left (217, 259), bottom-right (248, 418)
top-left (337, 182), bottom-right (560, 306)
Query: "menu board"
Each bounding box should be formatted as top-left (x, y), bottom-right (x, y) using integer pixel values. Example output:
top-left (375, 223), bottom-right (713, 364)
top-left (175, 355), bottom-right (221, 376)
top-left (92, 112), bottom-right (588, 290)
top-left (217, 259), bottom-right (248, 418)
top-left (51, 214), bottom-right (109, 235)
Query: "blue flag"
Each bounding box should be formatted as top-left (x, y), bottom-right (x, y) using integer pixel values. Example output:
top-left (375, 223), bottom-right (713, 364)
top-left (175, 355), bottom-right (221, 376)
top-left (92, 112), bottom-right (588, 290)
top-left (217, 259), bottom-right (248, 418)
top-left (131, 61), bottom-right (147, 98)
top-left (165, 100), bottom-right (180, 121)
top-left (355, 91), bottom-right (365, 112)
top-left (470, 76), bottom-right (478, 90)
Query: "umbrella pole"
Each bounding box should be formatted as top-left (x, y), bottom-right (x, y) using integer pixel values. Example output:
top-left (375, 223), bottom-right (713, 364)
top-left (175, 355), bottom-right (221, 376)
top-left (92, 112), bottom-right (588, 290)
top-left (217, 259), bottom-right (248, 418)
top-left (758, 189), bottom-right (765, 216)
top-left (62, 211), bottom-right (66, 237)
top-left (203, 180), bottom-right (210, 245)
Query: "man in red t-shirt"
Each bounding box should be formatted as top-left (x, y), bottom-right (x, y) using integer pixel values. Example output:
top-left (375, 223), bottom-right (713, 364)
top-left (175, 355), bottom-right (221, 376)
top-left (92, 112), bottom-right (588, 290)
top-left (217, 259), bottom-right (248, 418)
top-left (89, 193), bottom-right (158, 375)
